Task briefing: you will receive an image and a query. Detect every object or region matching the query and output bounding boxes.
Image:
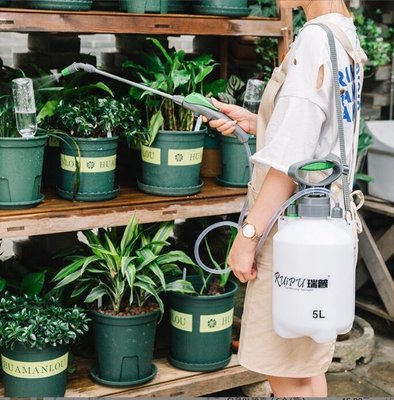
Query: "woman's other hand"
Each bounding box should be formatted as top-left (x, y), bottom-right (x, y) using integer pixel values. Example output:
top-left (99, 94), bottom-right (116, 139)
top-left (203, 98), bottom-right (258, 136)
top-left (227, 233), bottom-right (258, 283)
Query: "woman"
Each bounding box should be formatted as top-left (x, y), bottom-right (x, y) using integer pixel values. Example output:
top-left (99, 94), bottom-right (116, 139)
top-left (206, 0), bottom-right (367, 396)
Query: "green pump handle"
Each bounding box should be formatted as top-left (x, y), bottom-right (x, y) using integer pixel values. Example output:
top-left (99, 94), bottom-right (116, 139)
top-left (288, 156), bottom-right (343, 189)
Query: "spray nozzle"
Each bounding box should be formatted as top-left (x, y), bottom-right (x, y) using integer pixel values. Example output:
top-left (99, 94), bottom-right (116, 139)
top-left (61, 62), bottom-right (97, 77)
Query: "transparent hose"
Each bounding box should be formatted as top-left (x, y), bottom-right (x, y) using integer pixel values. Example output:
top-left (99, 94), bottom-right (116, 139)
top-left (194, 187), bottom-right (340, 275)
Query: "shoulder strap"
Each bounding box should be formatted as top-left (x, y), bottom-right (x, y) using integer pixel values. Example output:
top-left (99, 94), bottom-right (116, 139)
top-left (307, 22), bottom-right (352, 217)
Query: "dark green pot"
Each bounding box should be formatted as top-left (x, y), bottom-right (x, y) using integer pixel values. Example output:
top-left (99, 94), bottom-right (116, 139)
top-left (217, 134), bottom-right (256, 188)
top-left (0, 136), bottom-right (47, 209)
top-left (1, 344), bottom-right (68, 397)
top-left (168, 0), bottom-right (189, 13)
top-left (138, 129), bottom-right (205, 196)
top-left (123, 0), bottom-right (168, 13)
top-left (57, 136), bottom-right (119, 202)
top-left (193, 0), bottom-right (250, 16)
top-left (168, 276), bottom-right (238, 371)
top-left (0, 0), bottom-right (11, 6)
top-left (28, 0), bottom-right (93, 10)
top-left (90, 309), bottom-right (160, 386)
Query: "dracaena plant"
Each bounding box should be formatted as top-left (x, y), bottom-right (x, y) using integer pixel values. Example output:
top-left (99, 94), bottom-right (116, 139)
top-left (0, 294), bottom-right (90, 350)
top-left (123, 38), bottom-right (218, 144)
top-left (52, 215), bottom-right (197, 315)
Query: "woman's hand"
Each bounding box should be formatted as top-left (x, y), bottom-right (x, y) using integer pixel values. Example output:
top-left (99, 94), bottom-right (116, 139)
top-left (204, 98), bottom-right (258, 136)
top-left (227, 232), bottom-right (258, 283)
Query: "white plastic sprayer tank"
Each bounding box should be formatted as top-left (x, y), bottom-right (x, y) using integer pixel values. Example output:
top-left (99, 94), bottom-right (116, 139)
top-left (272, 217), bottom-right (357, 344)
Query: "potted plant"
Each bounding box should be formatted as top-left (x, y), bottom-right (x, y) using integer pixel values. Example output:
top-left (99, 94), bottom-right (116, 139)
top-left (0, 71), bottom-right (47, 209)
top-left (52, 214), bottom-right (196, 386)
top-left (168, 219), bottom-right (238, 371)
top-left (0, 293), bottom-right (89, 397)
top-left (41, 87), bottom-right (145, 201)
top-left (124, 39), bottom-right (218, 196)
top-left (121, 0), bottom-right (168, 13)
top-left (193, 0), bottom-right (250, 17)
top-left (27, 0), bottom-right (93, 11)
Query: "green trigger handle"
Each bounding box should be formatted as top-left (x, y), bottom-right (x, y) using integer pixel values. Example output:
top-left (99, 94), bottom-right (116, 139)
top-left (181, 93), bottom-right (250, 143)
top-left (288, 157), bottom-right (343, 188)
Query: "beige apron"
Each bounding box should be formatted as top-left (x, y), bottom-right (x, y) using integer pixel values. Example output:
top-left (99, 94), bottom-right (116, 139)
top-left (237, 23), bottom-right (367, 378)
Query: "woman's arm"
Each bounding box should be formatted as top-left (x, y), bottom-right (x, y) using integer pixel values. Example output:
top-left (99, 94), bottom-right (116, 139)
top-left (228, 167), bottom-right (296, 283)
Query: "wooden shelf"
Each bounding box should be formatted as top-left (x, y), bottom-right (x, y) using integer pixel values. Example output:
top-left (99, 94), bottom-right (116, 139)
top-left (0, 178), bottom-right (246, 238)
top-left (0, 8), bottom-right (290, 37)
top-left (0, 354), bottom-right (265, 397)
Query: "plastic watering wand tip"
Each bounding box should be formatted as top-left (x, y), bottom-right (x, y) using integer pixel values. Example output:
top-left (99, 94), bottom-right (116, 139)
top-left (60, 62), bottom-right (96, 77)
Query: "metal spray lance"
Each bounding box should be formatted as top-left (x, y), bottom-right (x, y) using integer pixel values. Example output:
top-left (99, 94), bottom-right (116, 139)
top-left (60, 63), bottom-right (251, 144)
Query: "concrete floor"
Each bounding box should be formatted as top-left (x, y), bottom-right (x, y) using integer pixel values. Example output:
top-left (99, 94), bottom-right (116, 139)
top-left (327, 331), bottom-right (393, 397)
top-left (209, 312), bottom-right (394, 398)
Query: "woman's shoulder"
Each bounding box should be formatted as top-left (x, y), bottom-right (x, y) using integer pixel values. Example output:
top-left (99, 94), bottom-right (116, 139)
top-left (293, 24), bottom-right (330, 51)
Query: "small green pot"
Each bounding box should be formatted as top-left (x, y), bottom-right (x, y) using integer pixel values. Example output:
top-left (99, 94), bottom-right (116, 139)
top-left (27, 0), bottom-right (93, 10)
top-left (138, 129), bottom-right (205, 196)
top-left (193, 0), bottom-right (250, 16)
top-left (168, 276), bottom-right (238, 371)
top-left (57, 136), bottom-right (119, 202)
top-left (123, 0), bottom-right (168, 13)
top-left (1, 344), bottom-right (68, 397)
top-left (168, 0), bottom-right (189, 13)
top-left (90, 309), bottom-right (160, 386)
top-left (0, 136), bottom-right (47, 209)
top-left (217, 134), bottom-right (256, 188)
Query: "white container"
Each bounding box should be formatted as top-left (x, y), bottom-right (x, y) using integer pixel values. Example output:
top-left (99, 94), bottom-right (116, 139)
top-left (272, 217), bottom-right (357, 344)
top-left (366, 120), bottom-right (394, 202)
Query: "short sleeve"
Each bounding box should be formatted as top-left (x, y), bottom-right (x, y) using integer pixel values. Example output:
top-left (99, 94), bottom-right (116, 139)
top-left (279, 25), bottom-right (332, 112)
top-left (251, 25), bottom-right (331, 174)
top-left (251, 96), bottom-right (326, 174)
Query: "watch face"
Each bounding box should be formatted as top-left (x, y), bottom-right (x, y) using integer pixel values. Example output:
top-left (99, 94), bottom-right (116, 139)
top-left (243, 224), bottom-right (255, 238)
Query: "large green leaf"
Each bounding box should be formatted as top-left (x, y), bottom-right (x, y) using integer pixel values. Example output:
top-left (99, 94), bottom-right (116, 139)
top-left (156, 251), bottom-right (196, 266)
top-left (133, 281), bottom-right (164, 314)
top-left (85, 284), bottom-right (108, 303)
top-left (136, 274), bottom-right (157, 287)
top-left (20, 272), bottom-right (46, 296)
top-left (151, 221), bottom-right (174, 255)
top-left (150, 38), bottom-right (173, 65)
top-left (120, 214), bottom-right (139, 256)
top-left (166, 279), bottom-right (197, 294)
top-left (195, 65), bottom-right (216, 84)
top-left (52, 258), bottom-right (85, 282)
top-left (53, 269), bottom-right (83, 290)
top-left (171, 69), bottom-right (190, 91)
top-left (148, 110), bottom-right (164, 146)
top-left (147, 262), bottom-right (166, 290)
top-left (0, 277), bottom-right (6, 292)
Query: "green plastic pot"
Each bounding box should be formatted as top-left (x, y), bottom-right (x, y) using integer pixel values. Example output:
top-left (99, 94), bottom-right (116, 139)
top-left (89, 309), bottom-right (160, 386)
top-left (168, 0), bottom-right (189, 13)
top-left (57, 136), bottom-right (119, 202)
top-left (0, 0), bottom-right (11, 6)
top-left (0, 135), bottom-right (47, 209)
top-left (138, 129), bottom-right (206, 196)
top-left (217, 134), bottom-right (256, 188)
top-left (193, 0), bottom-right (250, 16)
top-left (123, 0), bottom-right (168, 13)
top-left (27, 0), bottom-right (92, 10)
top-left (1, 344), bottom-right (68, 397)
top-left (168, 276), bottom-right (238, 371)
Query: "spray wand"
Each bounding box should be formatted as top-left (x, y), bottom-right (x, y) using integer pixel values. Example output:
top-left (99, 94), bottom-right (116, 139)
top-left (60, 62), bottom-right (250, 144)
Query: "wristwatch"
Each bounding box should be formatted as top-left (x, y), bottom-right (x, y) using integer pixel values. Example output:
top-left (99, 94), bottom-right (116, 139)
top-left (241, 220), bottom-right (261, 242)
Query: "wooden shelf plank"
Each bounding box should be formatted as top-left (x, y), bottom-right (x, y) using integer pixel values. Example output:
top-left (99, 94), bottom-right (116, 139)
top-left (0, 8), bottom-right (289, 36)
top-left (0, 178), bottom-right (246, 238)
top-left (363, 195), bottom-right (394, 218)
top-left (0, 354), bottom-right (265, 397)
